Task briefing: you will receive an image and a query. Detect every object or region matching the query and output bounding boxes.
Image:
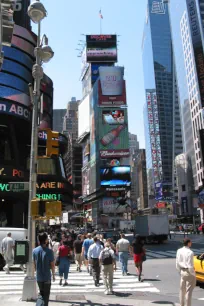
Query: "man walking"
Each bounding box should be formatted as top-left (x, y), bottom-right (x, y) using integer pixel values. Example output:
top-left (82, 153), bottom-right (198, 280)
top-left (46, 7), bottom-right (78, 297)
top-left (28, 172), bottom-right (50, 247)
top-left (73, 234), bottom-right (83, 272)
top-left (116, 233), bottom-right (130, 275)
top-left (176, 238), bottom-right (196, 306)
top-left (81, 233), bottom-right (93, 273)
top-left (87, 236), bottom-right (103, 287)
top-left (99, 242), bottom-right (116, 295)
top-left (1, 232), bottom-right (14, 274)
top-left (33, 233), bottom-right (55, 306)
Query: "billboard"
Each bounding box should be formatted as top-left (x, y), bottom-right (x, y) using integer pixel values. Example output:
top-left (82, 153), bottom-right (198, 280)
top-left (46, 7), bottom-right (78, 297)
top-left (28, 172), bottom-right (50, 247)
top-left (102, 109), bottom-right (125, 125)
top-left (98, 80), bottom-right (126, 106)
top-left (86, 35), bottom-right (117, 62)
top-left (91, 63), bottom-right (113, 84)
top-left (186, 0), bottom-right (204, 107)
top-left (78, 95), bottom-right (90, 137)
top-left (0, 100), bottom-right (31, 121)
top-left (102, 197), bottom-right (128, 214)
top-left (99, 108), bottom-right (129, 158)
top-left (100, 166), bottom-right (131, 187)
top-left (99, 66), bottom-right (124, 96)
top-left (82, 165), bottom-right (90, 196)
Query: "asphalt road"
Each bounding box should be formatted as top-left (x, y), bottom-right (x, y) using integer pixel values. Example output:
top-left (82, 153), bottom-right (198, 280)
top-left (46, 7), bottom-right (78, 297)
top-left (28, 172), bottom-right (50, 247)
top-left (126, 234), bottom-right (204, 305)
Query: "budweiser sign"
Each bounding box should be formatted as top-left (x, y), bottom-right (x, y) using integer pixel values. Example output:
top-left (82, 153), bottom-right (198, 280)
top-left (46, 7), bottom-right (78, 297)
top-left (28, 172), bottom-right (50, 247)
top-left (100, 149), bottom-right (129, 158)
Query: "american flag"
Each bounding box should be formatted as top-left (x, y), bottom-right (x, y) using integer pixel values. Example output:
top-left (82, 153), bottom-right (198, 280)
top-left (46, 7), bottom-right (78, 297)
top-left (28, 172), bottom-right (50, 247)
top-left (99, 9), bottom-right (103, 19)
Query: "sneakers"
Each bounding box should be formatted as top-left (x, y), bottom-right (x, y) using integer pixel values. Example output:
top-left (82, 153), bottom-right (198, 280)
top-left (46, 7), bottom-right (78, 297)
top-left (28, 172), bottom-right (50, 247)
top-left (63, 281), bottom-right (68, 287)
top-left (109, 290), bottom-right (113, 295)
top-left (76, 266), bottom-right (79, 271)
top-left (59, 279), bottom-right (62, 286)
top-left (104, 290), bottom-right (109, 295)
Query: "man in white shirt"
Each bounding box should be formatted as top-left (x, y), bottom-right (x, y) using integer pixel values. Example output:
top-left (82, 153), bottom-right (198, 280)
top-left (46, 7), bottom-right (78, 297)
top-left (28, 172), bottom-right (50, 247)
top-left (1, 232), bottom-right (14, 274)
top-left (88, 236), bottom-right (103, 287)
top-left (116, 233), bottom-right (130, 275)
top-left (176, 238), bottom-right (196, 306)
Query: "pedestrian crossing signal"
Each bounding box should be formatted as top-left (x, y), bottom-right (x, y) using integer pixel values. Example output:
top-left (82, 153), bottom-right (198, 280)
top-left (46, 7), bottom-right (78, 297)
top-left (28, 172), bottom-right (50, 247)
top-left (31, 198), bottom-right (62, 218)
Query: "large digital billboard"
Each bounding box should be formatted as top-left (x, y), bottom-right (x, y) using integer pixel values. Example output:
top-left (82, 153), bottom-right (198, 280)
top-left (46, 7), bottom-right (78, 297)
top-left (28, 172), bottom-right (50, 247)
top-left (100, 166), bottom-right (131, 187)
top-left (86, 35), bottom-right (117, 62)
top-left (99, 108), bottom-right (129, 159)
top-left (78, 95), bottom-right (90, 137)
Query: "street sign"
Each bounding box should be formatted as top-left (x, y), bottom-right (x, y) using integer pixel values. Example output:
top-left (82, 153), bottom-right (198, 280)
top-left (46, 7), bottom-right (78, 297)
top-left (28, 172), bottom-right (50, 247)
top-left (9, 182), bottom-right (29, 192)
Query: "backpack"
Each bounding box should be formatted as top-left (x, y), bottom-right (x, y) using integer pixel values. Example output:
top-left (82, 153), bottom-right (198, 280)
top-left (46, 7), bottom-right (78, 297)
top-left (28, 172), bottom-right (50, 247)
top-left (101, 248), bottom-right (113, 265)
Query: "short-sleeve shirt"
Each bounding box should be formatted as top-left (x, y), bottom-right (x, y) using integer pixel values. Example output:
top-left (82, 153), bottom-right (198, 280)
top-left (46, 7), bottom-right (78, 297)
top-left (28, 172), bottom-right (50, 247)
top-left (82, 238), bottom-right (93, 255)
top-left (58, 245), bottom-right (71, 257)
top-left (33, 246), bottom-right (54, 282)
top-left (73, 240), bottom-right (83, 253)
top-left (116, 238), bottom-right (130, 252)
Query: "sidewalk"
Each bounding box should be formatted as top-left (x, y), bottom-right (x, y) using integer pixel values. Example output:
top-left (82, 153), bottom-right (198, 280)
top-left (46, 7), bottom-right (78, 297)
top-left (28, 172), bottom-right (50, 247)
top-left (0, 295), bottom-right (180, 306)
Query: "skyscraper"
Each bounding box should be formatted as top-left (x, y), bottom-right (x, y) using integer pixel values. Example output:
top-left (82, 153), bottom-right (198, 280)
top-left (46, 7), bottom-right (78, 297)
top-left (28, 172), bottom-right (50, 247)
top-left (53, 109), bottom-right (66, 133)
top-left (169, 0), bottom-right (204, 220)
top-left (63, 97), bottom-right (80, 141)
top-left (142, 0), bottom-right (183, 206)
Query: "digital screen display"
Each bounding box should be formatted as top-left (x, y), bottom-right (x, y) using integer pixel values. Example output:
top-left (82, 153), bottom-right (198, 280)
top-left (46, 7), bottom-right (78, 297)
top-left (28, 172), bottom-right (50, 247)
top-left (86, 35), bottom-right (117, 62)
top-left (100, 166), bottom-right (131, 187)
top-left (102, 110), bottom-right (125, 125)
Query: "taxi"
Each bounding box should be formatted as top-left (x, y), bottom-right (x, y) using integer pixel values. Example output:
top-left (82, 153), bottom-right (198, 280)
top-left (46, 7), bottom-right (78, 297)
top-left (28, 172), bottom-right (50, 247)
top-left (194, 254), bottom-right (204, 284)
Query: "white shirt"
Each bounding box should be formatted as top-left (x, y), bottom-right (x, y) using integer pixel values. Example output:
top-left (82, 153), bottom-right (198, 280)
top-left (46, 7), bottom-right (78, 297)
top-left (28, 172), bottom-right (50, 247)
top-left (116, 238), bottom-right (130, 252)
top-left (176, 246), bottom-right (195, 276)
top-left (87, 242), bottom-right (103, 259)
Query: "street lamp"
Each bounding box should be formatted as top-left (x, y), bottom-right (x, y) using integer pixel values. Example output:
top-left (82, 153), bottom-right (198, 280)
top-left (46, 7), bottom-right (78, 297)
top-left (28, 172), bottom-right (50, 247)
top-left (22, 0), bottom-right (54, 301)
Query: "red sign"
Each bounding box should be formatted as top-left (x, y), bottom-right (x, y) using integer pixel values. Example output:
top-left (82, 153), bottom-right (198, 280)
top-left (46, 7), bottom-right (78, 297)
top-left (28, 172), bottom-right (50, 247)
top-left (156, 202), bottom-right (166, 209)
top-left (100, 149), bottom-right (129, 159)
top-left (98, 81), bottom-right (126, 106)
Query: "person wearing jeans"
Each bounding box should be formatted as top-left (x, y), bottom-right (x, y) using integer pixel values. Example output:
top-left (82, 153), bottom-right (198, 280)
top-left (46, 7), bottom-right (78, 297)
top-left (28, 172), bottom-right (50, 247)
top-left (33, 233), bottom-right (55, 306)
top-left (116, 233), bottom-right (130, 276)
top-left (58, 240), bottom-right (72, 286)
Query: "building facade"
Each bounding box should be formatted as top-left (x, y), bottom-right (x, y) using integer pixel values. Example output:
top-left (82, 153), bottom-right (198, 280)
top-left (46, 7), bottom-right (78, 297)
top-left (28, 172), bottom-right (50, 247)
top-left (53, 109), bottom-right (66, 133)
top-left (138, 149), bottom-right (148, 210)
top-left (169, 0), bottom-right (204, 220)
top-left (129, 133), bottom-right (140, 204)
top-left (142, 0), bottom-right (183, 210)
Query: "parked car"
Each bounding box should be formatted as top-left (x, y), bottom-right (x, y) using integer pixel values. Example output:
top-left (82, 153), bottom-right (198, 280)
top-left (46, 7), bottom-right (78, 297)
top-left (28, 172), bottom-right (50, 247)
top-left (194, 254), bottom-right (204, 284)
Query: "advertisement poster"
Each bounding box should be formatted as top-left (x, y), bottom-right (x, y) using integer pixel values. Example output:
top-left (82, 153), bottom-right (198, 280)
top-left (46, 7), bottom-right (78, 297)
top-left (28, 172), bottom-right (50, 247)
top-left (86, 35), bottom-right (117, 62)
top-left (102, 197), bottom-right (128, 214)
top-left (99, 66), bottom-right (124, 96)
top-left (99, 108), bottom-right (129, 158)
top-left (82, 165), bottom-right (90, 196)
top-left (98, 80), bottom-right (126, 106)
top-left (91, 63), bottom-right (113, 84)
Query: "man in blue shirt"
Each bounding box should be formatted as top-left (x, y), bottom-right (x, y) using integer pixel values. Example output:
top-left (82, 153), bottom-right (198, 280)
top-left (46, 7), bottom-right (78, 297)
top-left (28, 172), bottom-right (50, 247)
top-left (81, 233), bottom-right (93, 273)
top-left (33, 233), bottom-right (55, 306)
top-left (88, 236), bottom-right (103, 286)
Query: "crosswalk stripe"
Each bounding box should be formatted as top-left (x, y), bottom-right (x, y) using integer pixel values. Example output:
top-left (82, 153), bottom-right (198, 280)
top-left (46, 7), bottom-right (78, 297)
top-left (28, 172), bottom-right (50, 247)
top-left (198, 298), bottom-right (204, 300)
top-left (0, 264), bottom-right (160, 295)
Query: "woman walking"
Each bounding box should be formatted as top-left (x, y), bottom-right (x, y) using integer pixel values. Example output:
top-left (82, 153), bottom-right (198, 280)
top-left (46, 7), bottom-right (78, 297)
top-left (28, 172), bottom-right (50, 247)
top-left (57, 240), bottom-right (72, 286)
top-left (52, 236), bottom-right (60, 260)
top-left (131, 235), bottom-right (146, 282)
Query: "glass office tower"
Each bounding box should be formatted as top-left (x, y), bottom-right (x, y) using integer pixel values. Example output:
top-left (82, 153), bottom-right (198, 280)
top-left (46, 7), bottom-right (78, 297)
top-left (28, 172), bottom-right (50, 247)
top-left (169, 0), bottom-right (204, 220)
top-left (142, 0), bottom-right (183, 205)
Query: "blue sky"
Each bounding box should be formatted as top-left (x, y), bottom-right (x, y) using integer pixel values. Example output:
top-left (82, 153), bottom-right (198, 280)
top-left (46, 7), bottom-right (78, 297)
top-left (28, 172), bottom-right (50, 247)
top-left (34, 0), bottom-right (147, 148)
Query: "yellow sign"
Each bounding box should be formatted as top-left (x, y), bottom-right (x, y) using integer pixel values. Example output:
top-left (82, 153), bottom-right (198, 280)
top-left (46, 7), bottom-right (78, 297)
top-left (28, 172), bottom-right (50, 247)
top-left (46, 201), bottom-right (62, 217)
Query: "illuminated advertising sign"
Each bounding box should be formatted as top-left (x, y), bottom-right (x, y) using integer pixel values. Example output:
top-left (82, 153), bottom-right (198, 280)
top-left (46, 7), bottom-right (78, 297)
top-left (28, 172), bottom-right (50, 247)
top-left (99, 108), bottom-right (129, 159)
top-left (100, 166), bottom-right (131, 188)
top-left (146, 90), bottom-right (162, 182)
top-left (102, 197), bottom-right (127, 213)
top-left (86, 35), bottom-right (117, 62)
top-left (82, 165), bottom-right (90, 196)
top-left (99, 66), bottom-right (124, 96)
top-left (186, 0), bottom-right (204, 107)
top-left (98, 81), bottom-right (126, 106)
top-left (102, 110), bottom-right (125, 125)
top-left (0, 165), bottom-right (29, 179)
top-left (0, 100), bottom-right (31, 121)
top-left (91, 63), bottom-right (113, 84)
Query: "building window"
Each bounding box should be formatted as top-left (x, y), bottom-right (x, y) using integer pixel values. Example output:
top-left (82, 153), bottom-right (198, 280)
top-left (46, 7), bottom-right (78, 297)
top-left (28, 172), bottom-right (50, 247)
top-left (182, 185), bottom-right (186, 192)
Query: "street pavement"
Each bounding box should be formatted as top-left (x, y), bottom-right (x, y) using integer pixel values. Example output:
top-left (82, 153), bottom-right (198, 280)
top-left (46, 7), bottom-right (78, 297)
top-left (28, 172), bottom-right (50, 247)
top-left (0, 234), bottom-right (203, 305)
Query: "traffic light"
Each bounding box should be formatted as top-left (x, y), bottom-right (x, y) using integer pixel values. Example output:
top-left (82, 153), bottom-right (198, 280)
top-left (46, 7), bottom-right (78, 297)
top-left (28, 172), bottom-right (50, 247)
top-left (31, 198), bottom-right (62, 218)
top-left (46, 129), bottom-right (59, 157)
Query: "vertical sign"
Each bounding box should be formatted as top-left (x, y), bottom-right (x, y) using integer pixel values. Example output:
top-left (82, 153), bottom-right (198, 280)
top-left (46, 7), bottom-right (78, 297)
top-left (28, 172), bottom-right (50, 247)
top-left (146, 90), bottom-right (162, 183)
top-left (186, 0), bottom-right (204, 107)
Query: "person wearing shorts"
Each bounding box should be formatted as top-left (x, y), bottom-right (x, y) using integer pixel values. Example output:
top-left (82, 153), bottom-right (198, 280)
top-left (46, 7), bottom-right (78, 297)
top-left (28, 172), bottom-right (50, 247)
top-left (131, 235), bottom-right (145, 282)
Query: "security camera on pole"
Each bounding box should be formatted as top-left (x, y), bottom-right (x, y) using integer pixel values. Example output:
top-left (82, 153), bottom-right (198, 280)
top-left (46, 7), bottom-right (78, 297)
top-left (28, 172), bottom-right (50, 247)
top-left (22, 0), bottom-right (54, 301)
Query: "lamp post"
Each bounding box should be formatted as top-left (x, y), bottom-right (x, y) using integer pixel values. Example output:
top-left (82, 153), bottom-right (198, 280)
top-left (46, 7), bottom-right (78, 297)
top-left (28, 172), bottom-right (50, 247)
top-left (22, 0), bottom-right (54, 301)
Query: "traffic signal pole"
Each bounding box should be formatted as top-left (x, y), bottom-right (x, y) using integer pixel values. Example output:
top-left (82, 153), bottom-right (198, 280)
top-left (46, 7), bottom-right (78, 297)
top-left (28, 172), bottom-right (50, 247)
top-left (22, 21), bottom-right (44, 301)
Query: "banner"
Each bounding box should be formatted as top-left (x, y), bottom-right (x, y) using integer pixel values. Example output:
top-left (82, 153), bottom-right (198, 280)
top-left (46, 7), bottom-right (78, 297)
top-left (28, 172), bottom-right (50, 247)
top-left (102, 197), bottom-right (128, 213)
top-left (0, 100), bottom-right (31, 121)
top-left (99, 66), bottom-right (124, 96)
top-left (99, 108), bottom-right (129, 158)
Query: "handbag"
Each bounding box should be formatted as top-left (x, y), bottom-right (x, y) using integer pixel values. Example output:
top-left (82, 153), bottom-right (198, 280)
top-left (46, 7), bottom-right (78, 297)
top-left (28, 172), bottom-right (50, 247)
top-left (142, 254), bottom-right (146, 262)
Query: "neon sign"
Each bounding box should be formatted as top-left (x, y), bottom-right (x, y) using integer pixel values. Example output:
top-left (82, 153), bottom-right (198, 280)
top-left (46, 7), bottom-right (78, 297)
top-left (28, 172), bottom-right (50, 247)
top-left (0, 167), bottom-right (26, 178)
top-left (36, 194), bottom-right (62, 200)
top-left (36, 182), bottom-right (64, 189)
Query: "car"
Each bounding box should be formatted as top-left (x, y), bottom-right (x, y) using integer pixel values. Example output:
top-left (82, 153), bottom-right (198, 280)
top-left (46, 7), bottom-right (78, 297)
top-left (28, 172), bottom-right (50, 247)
top-left (194, 255), bottom-right (204, 284)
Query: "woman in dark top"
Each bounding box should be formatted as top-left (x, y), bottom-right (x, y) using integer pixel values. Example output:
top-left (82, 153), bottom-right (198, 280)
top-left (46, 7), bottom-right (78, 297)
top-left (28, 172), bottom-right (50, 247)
top-left (131, 235), bottom-right (145, 282)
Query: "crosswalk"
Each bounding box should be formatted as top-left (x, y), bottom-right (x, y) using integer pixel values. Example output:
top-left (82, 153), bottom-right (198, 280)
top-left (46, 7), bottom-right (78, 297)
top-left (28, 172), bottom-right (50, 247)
top-left (0, 264), bottom-right (160, 295)
top-left (146, 247), bottom-right (204, 260)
